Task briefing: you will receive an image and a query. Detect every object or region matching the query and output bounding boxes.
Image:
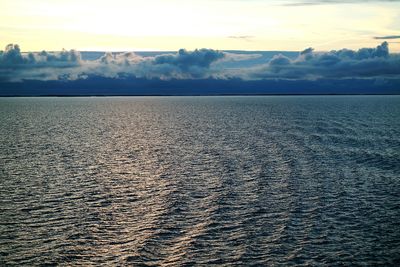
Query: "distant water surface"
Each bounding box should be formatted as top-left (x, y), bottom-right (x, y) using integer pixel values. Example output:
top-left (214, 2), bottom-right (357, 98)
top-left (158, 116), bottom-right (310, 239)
top-left (0, 96), bottom-right (399, 266)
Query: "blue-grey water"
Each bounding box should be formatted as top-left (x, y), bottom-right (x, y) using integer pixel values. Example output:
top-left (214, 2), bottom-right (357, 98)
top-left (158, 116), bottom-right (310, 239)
top-left (0, 96), bottom-right (399, 266)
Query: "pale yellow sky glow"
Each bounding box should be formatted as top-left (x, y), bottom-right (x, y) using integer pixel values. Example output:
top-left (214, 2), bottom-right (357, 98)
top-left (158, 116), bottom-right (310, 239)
top-left (1, 0), bottom-right (399, 52)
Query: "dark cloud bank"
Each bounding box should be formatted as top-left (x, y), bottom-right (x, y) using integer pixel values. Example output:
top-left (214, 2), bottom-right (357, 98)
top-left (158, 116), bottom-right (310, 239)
top-left (0, 42), bottom-right (399, 95)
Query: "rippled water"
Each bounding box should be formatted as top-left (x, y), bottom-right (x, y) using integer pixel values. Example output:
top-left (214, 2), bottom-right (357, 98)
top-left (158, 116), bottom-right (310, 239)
top-left (1, 96), bottom-right (399, 266)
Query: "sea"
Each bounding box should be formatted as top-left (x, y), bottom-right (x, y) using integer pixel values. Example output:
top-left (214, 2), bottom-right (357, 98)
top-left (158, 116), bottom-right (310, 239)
top-left (0, 96), bottom-right (399, 266)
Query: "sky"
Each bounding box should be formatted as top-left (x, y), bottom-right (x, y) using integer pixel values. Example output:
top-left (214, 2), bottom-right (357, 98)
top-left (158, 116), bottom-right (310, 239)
top-left (1, 0), bottom-right (399, 52)
top-left (1, 0), bottom-right (399, 95)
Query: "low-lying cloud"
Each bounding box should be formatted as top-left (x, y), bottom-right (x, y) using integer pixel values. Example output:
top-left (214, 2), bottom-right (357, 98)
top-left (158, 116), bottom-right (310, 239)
top-left (1, 42), bottom-right (399, 83)
top-left (1, 44), bottom-right (81, 66)
top-left (0, 45), bottom-right (227, 81)
top-left (248, 41), bottom-right (400, 79)
top-left (0, 44), bottom-right (84, 81)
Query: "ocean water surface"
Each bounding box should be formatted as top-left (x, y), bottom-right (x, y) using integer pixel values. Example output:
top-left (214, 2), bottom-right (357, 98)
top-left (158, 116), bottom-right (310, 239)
top-left (0, 96), bottom-right (399, 266)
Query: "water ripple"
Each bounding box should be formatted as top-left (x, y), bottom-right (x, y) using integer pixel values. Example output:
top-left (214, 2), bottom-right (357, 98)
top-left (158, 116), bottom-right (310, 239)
top-left (0, 96), bottom-right (399, 266)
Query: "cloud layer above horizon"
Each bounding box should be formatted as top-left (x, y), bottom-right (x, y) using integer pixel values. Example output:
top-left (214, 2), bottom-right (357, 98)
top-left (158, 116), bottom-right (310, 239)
top-left (0, 42), bottom-right (399, 84)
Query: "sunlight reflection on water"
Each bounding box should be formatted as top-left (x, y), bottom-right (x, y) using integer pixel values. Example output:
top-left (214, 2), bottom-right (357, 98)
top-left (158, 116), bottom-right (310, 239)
top-left (0, 96), bottom-right (399, 266)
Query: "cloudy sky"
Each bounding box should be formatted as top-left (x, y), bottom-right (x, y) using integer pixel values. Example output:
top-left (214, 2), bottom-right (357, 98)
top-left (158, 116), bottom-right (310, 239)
top-left (1, 0), bottom-right (399, 52)
top-left (1, 0), bottom-right (399, 95)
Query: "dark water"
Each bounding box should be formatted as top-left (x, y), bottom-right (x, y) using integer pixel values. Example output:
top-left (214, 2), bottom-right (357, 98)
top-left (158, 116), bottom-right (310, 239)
top-left (1, 96), bottom-right (399, 266)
